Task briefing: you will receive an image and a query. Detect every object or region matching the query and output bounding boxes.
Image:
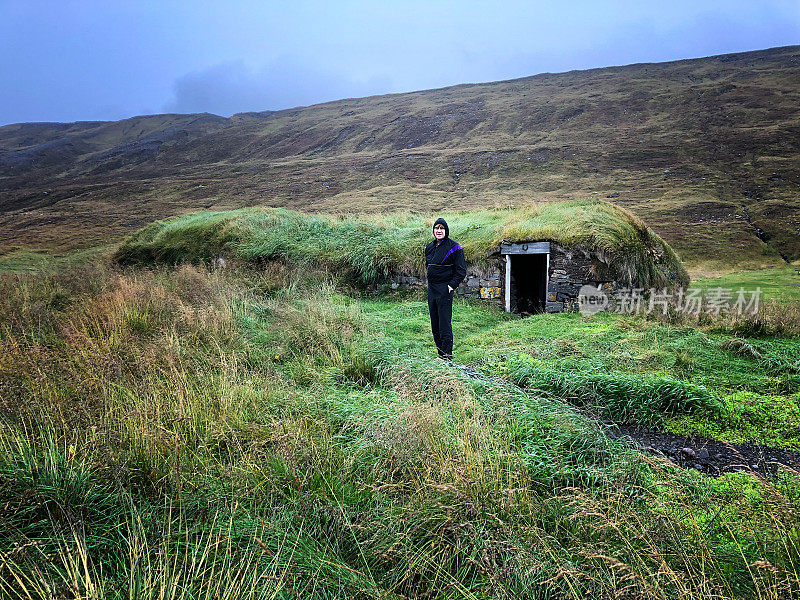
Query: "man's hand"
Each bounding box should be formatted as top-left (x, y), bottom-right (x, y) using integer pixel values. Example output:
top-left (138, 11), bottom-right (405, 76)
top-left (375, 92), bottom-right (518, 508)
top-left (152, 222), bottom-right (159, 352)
top-left (447, 285), bottom-right (454, 293)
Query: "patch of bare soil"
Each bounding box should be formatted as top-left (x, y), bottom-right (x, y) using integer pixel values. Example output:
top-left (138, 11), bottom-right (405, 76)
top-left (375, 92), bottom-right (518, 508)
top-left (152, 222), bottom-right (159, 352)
top-left (605, 423), bottom-right (800, 477)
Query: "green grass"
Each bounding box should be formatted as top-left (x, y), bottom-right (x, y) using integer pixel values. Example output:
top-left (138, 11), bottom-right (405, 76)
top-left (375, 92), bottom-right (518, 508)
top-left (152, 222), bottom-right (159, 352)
top-left (1, 261), bottom-right (798, 598)
top-left (0, 245), bottom-right (116, 274)
top-left (502, 356), bottom-right (722, 424)
top-left (667, 392), bottom-right (800, 448)
top-left (115, 199), bottom-right (690, 289)
top-left (360, 296), bottom-right (800, 447)
top-left (692, 266), bottom-right (800, 304)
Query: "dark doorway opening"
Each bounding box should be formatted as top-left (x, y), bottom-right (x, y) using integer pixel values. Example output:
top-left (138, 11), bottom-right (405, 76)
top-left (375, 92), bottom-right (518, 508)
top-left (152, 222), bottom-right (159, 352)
top-left (509, 254), bottom-right (548, 314)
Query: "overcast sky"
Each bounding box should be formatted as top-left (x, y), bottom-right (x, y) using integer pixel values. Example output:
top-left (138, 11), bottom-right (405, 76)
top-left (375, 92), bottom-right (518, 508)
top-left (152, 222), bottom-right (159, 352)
top-left (1, 0), bottom-right (798, 126)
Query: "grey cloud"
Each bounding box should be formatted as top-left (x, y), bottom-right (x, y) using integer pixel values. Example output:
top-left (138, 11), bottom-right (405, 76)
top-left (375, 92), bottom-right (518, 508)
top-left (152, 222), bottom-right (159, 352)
top-left (163, 57), bottom-right (392, 116)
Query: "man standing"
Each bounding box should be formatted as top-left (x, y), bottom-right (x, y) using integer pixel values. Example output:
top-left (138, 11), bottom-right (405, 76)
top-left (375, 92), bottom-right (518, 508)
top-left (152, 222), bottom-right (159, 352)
top-left (425, 218), bottom-right (467, 360)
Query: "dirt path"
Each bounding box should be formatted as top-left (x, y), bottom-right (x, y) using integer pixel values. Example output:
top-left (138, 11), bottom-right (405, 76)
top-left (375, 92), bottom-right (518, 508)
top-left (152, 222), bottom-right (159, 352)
top-left (606, 423), bottom-right (800, 477)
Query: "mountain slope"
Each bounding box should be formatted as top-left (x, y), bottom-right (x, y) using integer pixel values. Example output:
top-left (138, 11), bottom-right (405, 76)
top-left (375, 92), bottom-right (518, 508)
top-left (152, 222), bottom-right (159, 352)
top-left (1, 45), bottom-right (799, 272)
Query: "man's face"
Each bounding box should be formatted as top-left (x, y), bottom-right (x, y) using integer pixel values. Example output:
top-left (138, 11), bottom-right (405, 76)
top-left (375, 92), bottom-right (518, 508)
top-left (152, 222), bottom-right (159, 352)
top-left (434, 224), bottom-right (446, 240)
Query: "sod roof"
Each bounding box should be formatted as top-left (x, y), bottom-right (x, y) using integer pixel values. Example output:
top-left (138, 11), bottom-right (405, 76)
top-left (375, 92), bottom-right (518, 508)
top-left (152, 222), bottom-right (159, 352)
top-left (115, 199), bottom-right (689, 288)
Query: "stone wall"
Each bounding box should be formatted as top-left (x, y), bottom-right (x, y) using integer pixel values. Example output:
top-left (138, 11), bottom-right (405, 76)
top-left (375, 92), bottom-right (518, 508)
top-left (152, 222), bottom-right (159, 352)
top-left (546, 244), bottom-right (593, 312)
top-left (383, 265), bottom-right (505, 308)
top-left (379, 242), bottom-right (618, 314)
top-left (457, 264), bottom-right (504, 307)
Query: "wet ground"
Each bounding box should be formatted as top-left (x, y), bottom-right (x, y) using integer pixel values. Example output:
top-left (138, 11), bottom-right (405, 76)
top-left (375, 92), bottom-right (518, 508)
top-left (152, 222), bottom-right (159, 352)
top-left (606, 423), bottom-right (800, 477)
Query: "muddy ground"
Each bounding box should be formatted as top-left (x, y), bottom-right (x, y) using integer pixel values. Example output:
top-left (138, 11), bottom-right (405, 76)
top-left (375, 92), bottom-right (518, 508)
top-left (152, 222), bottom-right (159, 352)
top-left (606, 423), bottom-right (800, 477)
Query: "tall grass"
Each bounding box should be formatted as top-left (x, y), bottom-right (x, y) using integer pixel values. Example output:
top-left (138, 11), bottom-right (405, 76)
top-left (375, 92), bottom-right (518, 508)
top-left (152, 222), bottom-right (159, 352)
top-left (644, 299), bottom-right (800, 338)
top-left (114, 199), bottom-right (690, 289)
top-left (1, 262), bottom-right (798, 598)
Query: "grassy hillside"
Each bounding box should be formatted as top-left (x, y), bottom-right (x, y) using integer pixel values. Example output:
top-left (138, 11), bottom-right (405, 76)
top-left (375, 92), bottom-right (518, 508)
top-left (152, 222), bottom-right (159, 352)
top-left (1, 46), bottom-right (799, 272)
top-left (114, 199), bottom-right (690, 288)
top-left (1, 260), bottom-right (798, 598)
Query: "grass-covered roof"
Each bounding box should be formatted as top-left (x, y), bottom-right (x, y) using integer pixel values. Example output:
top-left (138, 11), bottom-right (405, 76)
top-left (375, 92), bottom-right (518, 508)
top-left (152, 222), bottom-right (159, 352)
top-left (115, 199), bottom-right (689, 288)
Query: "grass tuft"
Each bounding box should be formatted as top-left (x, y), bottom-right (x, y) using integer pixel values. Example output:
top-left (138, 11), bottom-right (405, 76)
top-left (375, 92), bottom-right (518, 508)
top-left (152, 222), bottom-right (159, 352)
top-left (503, 355), bottom-right (723, 425)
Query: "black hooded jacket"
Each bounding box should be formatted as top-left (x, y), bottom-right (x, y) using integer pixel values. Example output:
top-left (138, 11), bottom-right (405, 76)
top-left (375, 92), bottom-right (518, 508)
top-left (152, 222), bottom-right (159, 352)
top-left (425, 218), bottom-right (467, 292)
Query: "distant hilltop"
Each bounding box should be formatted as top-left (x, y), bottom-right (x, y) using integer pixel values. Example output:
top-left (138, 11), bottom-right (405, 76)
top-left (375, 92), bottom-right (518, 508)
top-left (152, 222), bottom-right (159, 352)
top-left (1, 45), bottom-right (799, 273)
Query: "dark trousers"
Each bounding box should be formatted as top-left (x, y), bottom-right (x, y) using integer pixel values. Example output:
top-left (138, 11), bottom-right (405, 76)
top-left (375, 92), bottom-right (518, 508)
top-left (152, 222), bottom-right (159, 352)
top-left (427, 288), bottom-right (453, 358)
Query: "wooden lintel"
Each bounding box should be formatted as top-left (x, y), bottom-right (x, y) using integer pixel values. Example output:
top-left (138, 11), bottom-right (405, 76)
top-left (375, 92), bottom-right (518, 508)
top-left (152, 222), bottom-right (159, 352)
top-left (500, 241), bottom-right (550, 254)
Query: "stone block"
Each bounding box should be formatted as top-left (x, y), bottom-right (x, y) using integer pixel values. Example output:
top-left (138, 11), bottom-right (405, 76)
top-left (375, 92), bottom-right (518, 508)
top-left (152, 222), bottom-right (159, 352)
top-left (556, 284), bottom-right (581, 296)
top-left (546, 301), bottom-right (564, 312)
